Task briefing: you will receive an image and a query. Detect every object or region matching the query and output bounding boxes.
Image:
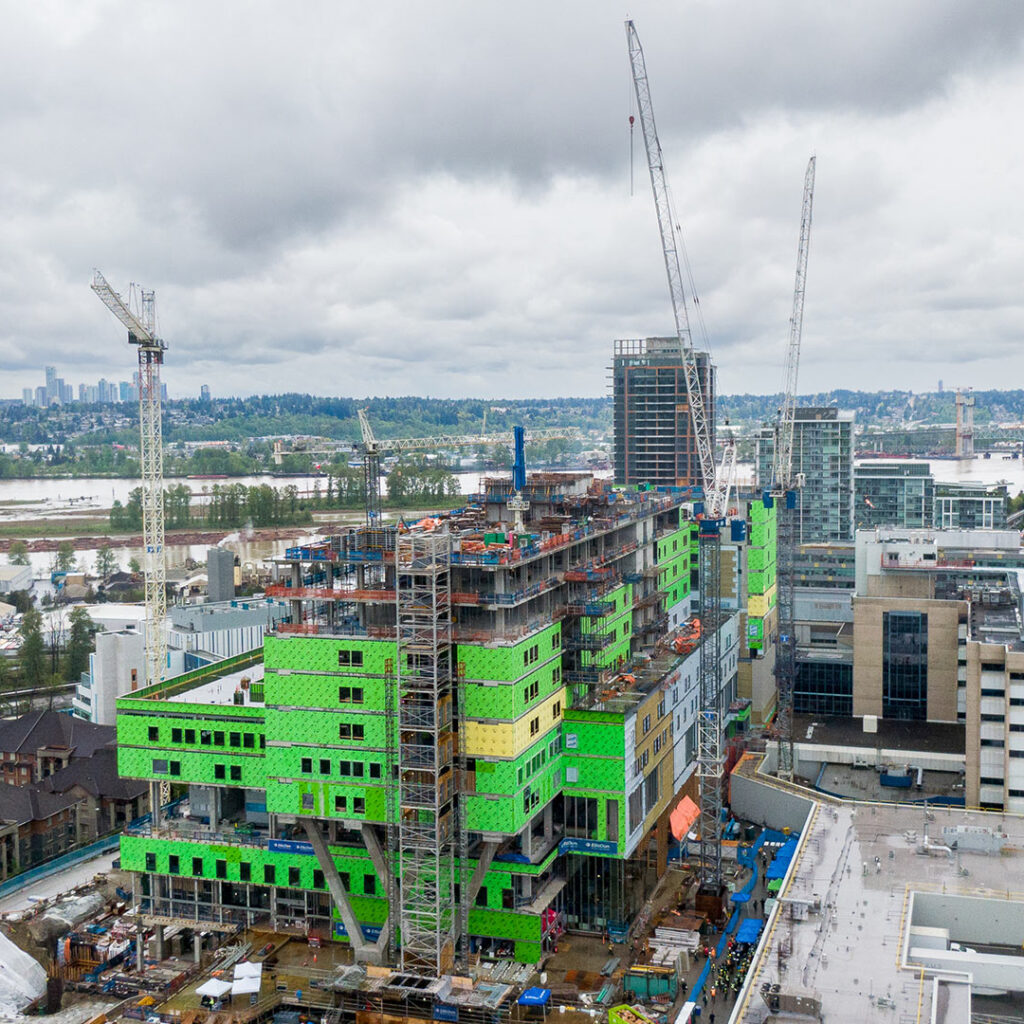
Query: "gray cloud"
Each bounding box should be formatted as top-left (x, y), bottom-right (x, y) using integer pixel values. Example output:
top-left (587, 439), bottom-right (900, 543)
top-left (1, 0), bottom-right (1023, 399)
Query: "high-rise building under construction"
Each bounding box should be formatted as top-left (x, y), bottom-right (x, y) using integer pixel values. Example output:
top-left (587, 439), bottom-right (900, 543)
top-left (612, 337), bottom-right (715, 487)
top-left (115, 472), bottom-right (770, 970)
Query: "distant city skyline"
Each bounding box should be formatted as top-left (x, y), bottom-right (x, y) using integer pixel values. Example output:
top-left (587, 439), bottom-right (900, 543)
top-left (13, 364), bottom-right (208, 407)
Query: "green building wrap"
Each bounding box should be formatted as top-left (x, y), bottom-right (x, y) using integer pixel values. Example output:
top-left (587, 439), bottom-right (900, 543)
top-left (115, 483), bottom-right (739, 966)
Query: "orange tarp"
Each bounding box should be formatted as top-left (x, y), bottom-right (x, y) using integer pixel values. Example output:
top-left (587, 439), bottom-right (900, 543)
top-left (669, 795), bottom-right (700, 841)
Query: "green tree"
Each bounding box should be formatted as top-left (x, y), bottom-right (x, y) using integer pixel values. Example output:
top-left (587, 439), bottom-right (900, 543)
top-left (95, 543), bottom-right (117, 578)
top-left (55, 541), bottom-right (76, 572)
top-left (7, 540), bottom-right (29, 566)
top-left (65, 607), bottom-right (95, 682)
top-left (128, 556), bottom-right (142, 575)
top-left (18, 607), bottom-right (46, 689)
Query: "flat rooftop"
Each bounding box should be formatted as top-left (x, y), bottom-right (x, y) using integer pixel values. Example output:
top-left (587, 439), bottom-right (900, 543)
top-left (733, 758), bottom-right (1024, 1023)
top-left (793, 714), bottom-right (966, 755)
top-left (166, 663), bottom-right (264, 706)
top-left (797, 762), bottom-right (964, 804)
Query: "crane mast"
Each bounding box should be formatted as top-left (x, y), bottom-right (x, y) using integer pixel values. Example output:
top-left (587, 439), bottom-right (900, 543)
top-left (627, 19), bottom-right (727, 897)
top-left (626, 23), bottom-right (720, 508)
top-left (771, 158), bottom-right (816, 780)
top-left (773, 156), bottom-right (816, 492)
top-left (92, 271), bottom-right (168, 689)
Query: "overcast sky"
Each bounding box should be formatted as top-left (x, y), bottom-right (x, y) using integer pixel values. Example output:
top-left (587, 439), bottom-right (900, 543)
top-left (2, 0), bottom-right (1024, 400)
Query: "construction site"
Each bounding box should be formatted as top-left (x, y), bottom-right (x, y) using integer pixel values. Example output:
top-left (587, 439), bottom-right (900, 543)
top-left (12, 13), bottom-right (1013, 1024)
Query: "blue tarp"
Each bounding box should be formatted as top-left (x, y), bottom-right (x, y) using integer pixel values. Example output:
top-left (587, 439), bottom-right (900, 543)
top-left (735, 918), bottom-right (764, 944)
top-left (518, 989), bottom-right (551, 1007)
top-left (765, 837), bottom-right (799, 880)
top-left (729, 891), bottom-right (750, 904)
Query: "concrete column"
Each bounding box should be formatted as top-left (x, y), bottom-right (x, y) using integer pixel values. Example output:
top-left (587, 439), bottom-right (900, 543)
top-left (154, 924), bottom-right (165, 960)
top-left (136, 928), bottom-right (146, 966)
top-left (544, 804), bottom-right (553, 842)
top-left (193, 932), bottom-right (202, 964)
top-left (150, 782), bottom-right (161, 829)
top-left (521, 823), bottom-right (533, 859)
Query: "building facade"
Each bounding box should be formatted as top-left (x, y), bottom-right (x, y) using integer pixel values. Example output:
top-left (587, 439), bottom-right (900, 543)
top-left (964, 640), bottom-right (1024, 812)
top-left (854, 460), bottom-right (934, 531)
top-left (117, 475), bottom-right (756, 968)
top-left (206, 547), bottom-right (237, 603)
top-left (934, 481), bottom-right (1008, 531)
top-left (757, 407), bottom-right (855, 544)
top-left (612, 337), bottom-right (715, 487)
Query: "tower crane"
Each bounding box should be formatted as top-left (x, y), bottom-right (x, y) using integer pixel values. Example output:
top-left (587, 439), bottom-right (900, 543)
top-left (355, 409), bottom-right (582, 525)
top-left (770, 156), bottom-right (817, 779)
top-left (627, 20), bottom-right (736, 900)
top-left (91, 271), bottom-right (168, 688)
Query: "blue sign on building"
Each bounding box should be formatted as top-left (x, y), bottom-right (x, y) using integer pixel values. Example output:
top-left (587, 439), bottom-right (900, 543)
top-left (559, 837), bottom-right (618, 856)
top-left (433, 1005), bottom-right (459, 1022)
top-left (268, 839), bottom-right (315, 856)
top-left (333, 922), bottom-right (383, 941)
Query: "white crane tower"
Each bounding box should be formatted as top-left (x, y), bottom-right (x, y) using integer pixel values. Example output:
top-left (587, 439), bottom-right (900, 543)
top-left (627, 20), bottom-right (736, 897)
top-left (770, 157), bottom-right (816, 780)
top-left (91, 271), bottom-right (168, 688)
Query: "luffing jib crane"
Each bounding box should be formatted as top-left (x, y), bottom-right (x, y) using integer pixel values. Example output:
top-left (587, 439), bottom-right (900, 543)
top-left (91, 270), bottom-right (168, 688)
top-left (770, 156), bottom-right (817, 779)
top-left (627, 19), bottom-right (736, 899)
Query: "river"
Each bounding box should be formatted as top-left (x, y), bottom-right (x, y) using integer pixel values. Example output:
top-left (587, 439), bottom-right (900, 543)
top-left (3, 457), bottom-right (1022, 578)
top-left (0, 472), bottom-right (494, 577)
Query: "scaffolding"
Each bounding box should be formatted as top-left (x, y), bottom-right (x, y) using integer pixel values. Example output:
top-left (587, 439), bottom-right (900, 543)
top-left (455, 660), bottom-right (469, 970)
top-left (774, 499), bottom-right (797, 779)
top-left (383, 655), bottom-right (398, 964)
top-left (696, 523), bottom-right (723, 893)
top-left (395, 530), bottom-right (457, 975)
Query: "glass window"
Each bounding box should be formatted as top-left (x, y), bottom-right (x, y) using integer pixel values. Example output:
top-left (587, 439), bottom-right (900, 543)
top-left (794, 662), bottom-right (853, 716)
top-left (882, 612), bottom-right (928, 720)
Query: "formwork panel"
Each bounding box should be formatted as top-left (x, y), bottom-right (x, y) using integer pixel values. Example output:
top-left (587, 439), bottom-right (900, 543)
top-left (462, 661), bottom-right (563, 720)
top-left (457, 623), bottom-right (561, 682)
top-left (264, 708), bottom-right (389, 748)
top-left (117, 745), bottom-right (261, 787)
top-left (264, 635), bottom-right (398, 676)
top-left (464, 689), bottom-right (565, 758)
